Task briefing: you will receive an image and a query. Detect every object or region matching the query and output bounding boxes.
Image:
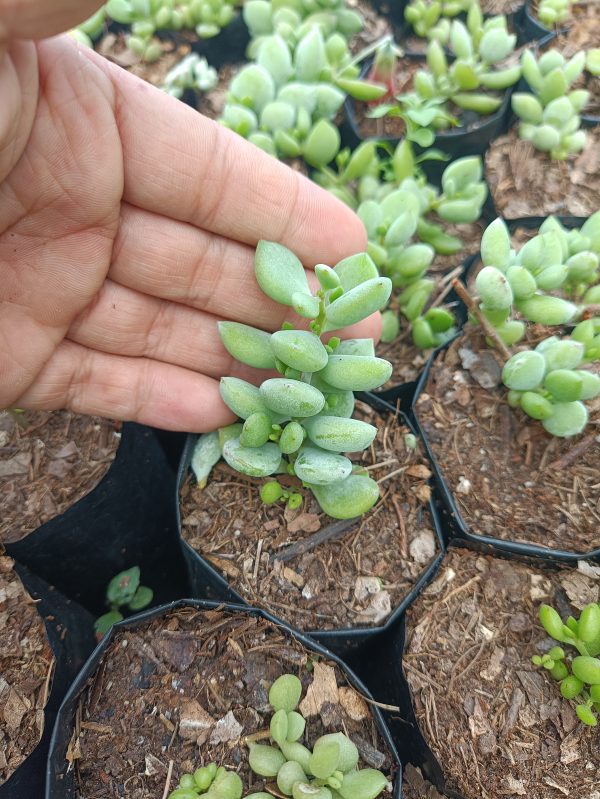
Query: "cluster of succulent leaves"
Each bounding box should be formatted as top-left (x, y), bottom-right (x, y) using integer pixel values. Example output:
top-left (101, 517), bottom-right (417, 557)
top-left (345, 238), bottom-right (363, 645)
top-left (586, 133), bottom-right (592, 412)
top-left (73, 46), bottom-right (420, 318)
top-left (587, 49), bottom-right (600, 78)
top-left (534, 602), bottom-right (600, 726)
top-left (107, 0), bottom-right (236, 41)
top-left (191, 241), bottom-right (392, 519)
top-left (369, 6), bottom-right (521, 144)
top-left (474, 213), bottom-right (600, 437)
top-left (248, 674), bottom-right (389, 799)
top-left (404, 0), bottom-right (475, 43)
top-left (220, 20), bottom-right (388, 166)
top-left (94, 567), bottom-right (153, 636)
top-left (512, 48), bottom-right (590, 160)
top-left (313, 140), bottom-right (486, 347)
top-left (168, 764), bottom-right (247, 799)
top-left (536, 0), bottom-right (573, 28)
top-left (161, 53), bottom-right (218, 98)
top-left (475, 212), bottom-right (600, 341)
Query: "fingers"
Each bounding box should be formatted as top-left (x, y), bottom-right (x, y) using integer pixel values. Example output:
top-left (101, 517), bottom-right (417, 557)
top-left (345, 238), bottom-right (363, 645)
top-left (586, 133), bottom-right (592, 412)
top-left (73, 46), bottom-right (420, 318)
top-left (14, 340), bottom-right (236, 432)
top-left (0, 0), bottom-right (103, 42)
top-left (86, 47), bottom-right (367, 266)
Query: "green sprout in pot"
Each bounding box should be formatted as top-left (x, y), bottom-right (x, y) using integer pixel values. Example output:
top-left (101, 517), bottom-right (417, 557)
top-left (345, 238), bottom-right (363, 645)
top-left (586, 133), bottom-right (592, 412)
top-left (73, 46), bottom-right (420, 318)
top-left (191, 241), bottom-right (393, 520)
top-left (105, 0), bottom-right (237, 39)
top-left (168, 763), bottom-right (244, 799)
top-left (536, 0), bottom-right (573, 28)
top-left (512, 48), bottom-right (590, 160)
top-left (220, 31), bottom-right (387, 166)
top-left (247, 674), bottom-right (390, 799)
top-left (404, 0), bottom-right (475, 44)
top-left (161, 53), bottom-right (218, 98)
top-left (243, 0), bottom-right (364, 55)
top-left (533, 601), bottom-right (600, 726)
top-left (94, 566), bottom-right (154, 636)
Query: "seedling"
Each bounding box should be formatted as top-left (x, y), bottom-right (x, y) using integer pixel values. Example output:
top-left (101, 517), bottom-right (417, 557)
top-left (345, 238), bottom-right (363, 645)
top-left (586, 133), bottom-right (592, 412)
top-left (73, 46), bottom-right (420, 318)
top-left (534, 602), bottom-right (600, 726)
top-left (161, 53), bottom-right (218, 98)
top-left (248, 674), bottom-right (389, 799)
top-left (462, 213), bottom-right (600, 436)
top-left (536, 0), bottom-right (573, 28)
top-left (191, 241), bottom-right (393, 519)
top-left (512, 48), bottom-right (590, 160)
top-left (94, 567), bottom-right (153, 636)
top-left (168, 763), bottom-right (244, 799)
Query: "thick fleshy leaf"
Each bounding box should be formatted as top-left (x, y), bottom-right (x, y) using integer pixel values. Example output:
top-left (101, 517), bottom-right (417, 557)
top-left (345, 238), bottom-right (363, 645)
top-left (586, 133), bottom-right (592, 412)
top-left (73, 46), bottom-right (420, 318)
top-left (294, 446), bottom-right (353, 485)
top-left (255, 241), bottom-right (310, 306)
top-left (338, 769), bottom-right (388, 799)
top-left (257, 34), bottom-right (293, 87)
top-left (542, 401), bottom-right (588, 437)
top-left (291, 291), bottom-right (321, 319)
top-left (269, 673), bottom-right (302, 711)
top-left (229, 65), bottom-right (275, 113)
top-left (325, 278), bottom-right (392, 329)
top-left (318, 391), bottom-right (355, 418)
top-left (480, 218), bottom-right (510, 268)
top-left (279, 421), bottom-right (305, 454)
top-left (271, 330), bottom-right (329, 372)
top-left (220, 377), bottom-right (271, 420)
top-left (191, 431), bottom-right (222, 488)
top-left (240, 412), bottom-right (272, 447)
top-left (249, 745), bottom-right (287, 777)
top-left (222, 438), bottom-right (282, 476)
top-left (314, 733), bottom-right (358, 773)
top-left (541, 340), bottom-right (584, 371)
top-left (319, 355), bottom-right (392, 391)
top-left (260, 378), bottom-right (325, 417)
top-left (309, 740), bottom-right (340, 779)
top-left (310, 474), bottom-right (380, 519)
top-left (303, 416), bottom-right (377, 452)
top-left (476, 266), bottom-right (513, 310)
top-left (277, 761), bottom-right (306, 796)
top-left (572, 656), bottom-right (600, 685)
top-left (218, 322), bottom-right (276, 369)
top-left (303, 119), bottom-right (340, 168)
top-left (502, 351), bottom-right (545, 391)
top-left (335, 339), bottom-right (375, 356)
top-left (333, 253), bottom-right (379, 290)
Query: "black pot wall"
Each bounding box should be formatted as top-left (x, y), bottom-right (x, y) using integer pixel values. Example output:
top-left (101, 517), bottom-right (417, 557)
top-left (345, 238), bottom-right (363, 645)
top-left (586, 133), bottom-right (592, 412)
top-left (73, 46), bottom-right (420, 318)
top-left (175, 393), bottom-right (446, 659)
top-left (46, 599), bottom-right (403, 799)
top-left (1, 566), bottom-right (95, 799)
top-left (410, 336), bottom-right (600, 564)
top-left (5, 423), bottom-right (190, 617)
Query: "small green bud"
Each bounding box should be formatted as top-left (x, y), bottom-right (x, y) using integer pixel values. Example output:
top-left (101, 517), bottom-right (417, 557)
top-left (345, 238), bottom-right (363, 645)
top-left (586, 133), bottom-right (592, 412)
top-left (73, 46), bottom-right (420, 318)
top-left (520, 392), bottom-right (553, 420)
top-left (576, 704), bottom-right (598, 726)
top-left (560, 675), bottom-right (584, 699)
top-left (269, 674), bottom-right (303, 712)
top-left (539, 605), bottom-right (566, 641)
top-left (287, 493), bottom-right (303, 510)
top-left (550, 661), bottom-right (569, 681)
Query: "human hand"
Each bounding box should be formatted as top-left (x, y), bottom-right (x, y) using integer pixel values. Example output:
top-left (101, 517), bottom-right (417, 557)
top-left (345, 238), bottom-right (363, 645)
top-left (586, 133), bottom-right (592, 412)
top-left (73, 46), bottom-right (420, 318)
top-left (0, 1), bottom-right (373, 431)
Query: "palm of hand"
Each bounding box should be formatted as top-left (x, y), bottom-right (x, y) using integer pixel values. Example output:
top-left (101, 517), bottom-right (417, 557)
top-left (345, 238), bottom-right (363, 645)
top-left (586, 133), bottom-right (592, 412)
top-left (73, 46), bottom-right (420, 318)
top-left (0, 36), bottom-right (370, 431)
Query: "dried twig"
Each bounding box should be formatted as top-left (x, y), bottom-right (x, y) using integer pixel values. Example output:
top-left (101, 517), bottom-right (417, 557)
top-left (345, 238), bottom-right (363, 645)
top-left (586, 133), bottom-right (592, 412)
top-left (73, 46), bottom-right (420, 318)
top-left (161, 760), bottom-right (174, 799)
top-left (272, 517), bottom-right (359, 563)
top-left (452, 279), bottom-right (512, 361)
top-left (547, 431), bottom-right (599, 471)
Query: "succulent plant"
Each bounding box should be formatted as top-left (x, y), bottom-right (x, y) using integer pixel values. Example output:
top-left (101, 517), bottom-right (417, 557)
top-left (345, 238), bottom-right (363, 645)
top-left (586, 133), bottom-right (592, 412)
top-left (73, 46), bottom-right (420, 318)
top-left (105, 0), bottom-right (237, 39)
top-left (168, 763), bottom-right (244, 799)
top-left (404, 0), bottom-right (475, 44)
top-left (191, 241), bottom-right (393, 519)
top-left (247, 674), bottom-right (390, 799)
top-left (587, 48), bottom-right (600, 78)
top-left (536, 0), bottom-right (573, 28)
top-left (534, 602), bottom-right (600, 726)
top-left (243, 0), bottom-right (364, 57)
top-left (94, 567), bottom-right (154, 636)
top-left (220, 30), bottom-right (387, 166)
top-left (161, 53), bottom-right (218, 98)
top-left (512, 48), bottom-right (590, 160)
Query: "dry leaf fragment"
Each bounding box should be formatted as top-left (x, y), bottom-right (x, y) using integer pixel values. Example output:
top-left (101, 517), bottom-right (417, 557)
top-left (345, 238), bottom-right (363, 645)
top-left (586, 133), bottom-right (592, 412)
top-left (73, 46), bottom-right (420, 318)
top-left (299, 663), bottom-right (339, 718)
top-left (405, 464), bottom-right (432, 480)
top-left (209, 710), bottom-right (243, 745)
top-left (145, 754), bottom-right (165, 776)
top-left (178, 700), bottom-right (214, 742)
top-left (287, 513), bottom-right (321, 534)
top-left (338, 687), bottom-right (369, 721)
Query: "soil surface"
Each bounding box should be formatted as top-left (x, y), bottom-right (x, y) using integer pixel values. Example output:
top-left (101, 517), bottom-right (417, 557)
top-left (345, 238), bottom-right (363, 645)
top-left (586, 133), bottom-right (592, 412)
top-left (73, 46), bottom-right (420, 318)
top-left (404, 548), bottom-right (600, 799)
top-left (415, 329), bottom-right (600, 552)
top-left (181, 403), bottom-right (438, 631)
top-left (350, 0), bottom-right (394, 52)
top-left (0, 555), bottom-right (54, 784)
top-left (69, 606), bottom-right (397, 798)
top-left (485, 126), bottom-right (600, 219)
top-left (0, 411), bottom-right (120, 543)
top-left (481, 0), bottom-right (525, 12)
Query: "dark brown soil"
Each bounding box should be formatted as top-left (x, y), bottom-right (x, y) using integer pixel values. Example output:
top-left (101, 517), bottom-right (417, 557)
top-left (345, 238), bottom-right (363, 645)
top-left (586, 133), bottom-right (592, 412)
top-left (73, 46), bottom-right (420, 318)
top-left (485, 126), bottom-right (600, 219)
top-left (401, 764), bottom-right (445, 799)
top-left (350, 0), bottom-right (394, 52)
top-left (96, 31), bottom-right (188, 84)
top-left (404, 548), bottom-right (600, 799)
top-left (69, 606), bottom-right (397, 798)
top-left (415, 330), bottom-right (600, 552)
top-left (0, 410), bottom-right (120, 543)
top-left (180, 403), bottom-right (438, 631)
top-left (481, 0), bottom-right (525, 12)
top-left (0, 555), bottom-right (54, 784)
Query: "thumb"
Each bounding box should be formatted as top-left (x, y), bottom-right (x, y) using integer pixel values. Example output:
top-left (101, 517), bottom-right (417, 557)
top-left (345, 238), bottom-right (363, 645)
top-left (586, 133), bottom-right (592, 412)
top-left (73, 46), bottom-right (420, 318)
top-left (0, 0), bottom-right (103, 43)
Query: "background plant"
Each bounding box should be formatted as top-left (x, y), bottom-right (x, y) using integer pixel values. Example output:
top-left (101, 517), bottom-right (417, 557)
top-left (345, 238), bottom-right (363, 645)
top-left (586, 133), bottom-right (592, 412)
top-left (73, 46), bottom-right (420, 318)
top-left (536, 0), bottom-right (573, 28)
top-left (534, 602), bottom-right (600, 726)
top-left (191, 240), bottom-right (393, 519)
top-left (161, 53), bottom-right (218, 98)
top-left (94, 566), bottom-right (154, 636)
top-left (168, 763), bottom-right (244, 799)
top-left (513, 48), bottom-right (590, 160)
top-left (404, 0), bottom-right (475, 44)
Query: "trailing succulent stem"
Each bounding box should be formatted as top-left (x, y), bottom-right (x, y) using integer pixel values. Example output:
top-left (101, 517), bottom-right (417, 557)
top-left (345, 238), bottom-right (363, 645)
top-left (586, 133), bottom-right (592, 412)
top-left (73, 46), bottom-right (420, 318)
top-left (468, 213), bottom-right (600, 437)
top-left (191, 242), bottom-right (393, 519)
top-left (94, 567), bottom-right (153, 636)
top-left (535, 602), bottom-right (600, 726)
top-left (512, 48), bottom-right (590, 160)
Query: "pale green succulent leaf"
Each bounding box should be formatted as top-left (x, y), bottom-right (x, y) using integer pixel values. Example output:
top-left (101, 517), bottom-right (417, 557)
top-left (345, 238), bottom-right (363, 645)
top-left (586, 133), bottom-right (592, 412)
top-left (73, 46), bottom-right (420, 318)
top-left (255, 241), bottom-right (310, 306)
top-left (310, 474), bottom-right (380, 519)
top-left (294, 446), bottom-right (353, 485)
top-left (222, 439), bottom-right (282, 476)
top-left (191, 431), bottom-right (222, 489)
top-left (219, 322), bottom-right (276, 369)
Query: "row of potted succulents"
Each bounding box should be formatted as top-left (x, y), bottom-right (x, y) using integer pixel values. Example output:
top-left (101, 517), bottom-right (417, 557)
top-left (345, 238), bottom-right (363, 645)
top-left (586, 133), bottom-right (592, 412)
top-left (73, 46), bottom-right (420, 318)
top-left (3, 0), bottom-right (598, 796)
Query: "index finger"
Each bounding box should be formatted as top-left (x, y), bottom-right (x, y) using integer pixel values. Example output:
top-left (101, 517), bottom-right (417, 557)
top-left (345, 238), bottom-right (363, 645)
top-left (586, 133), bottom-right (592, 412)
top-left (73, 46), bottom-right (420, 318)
top-left (85, 45), bottom-right (367, 267)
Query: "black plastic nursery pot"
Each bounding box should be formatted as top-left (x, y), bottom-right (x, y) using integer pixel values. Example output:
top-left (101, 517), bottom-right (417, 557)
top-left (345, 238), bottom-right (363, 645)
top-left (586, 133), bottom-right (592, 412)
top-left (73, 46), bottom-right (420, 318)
top-left (410, 335), bottom-right (600, 564)
top-left (355, 542), bottom-right (600, 799)
top-left (5, 423), bottom-right (190, 618)
top-left (175, 393), bottom-right (446, 659)
top-left (342, 57), bottom-right (513, 161)
top-left (1, 564), bottom-right (96, 799)
top-left (517, 0), bottom-right (567, 41)
top-left (46, 598), bottom-right (403, 799)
